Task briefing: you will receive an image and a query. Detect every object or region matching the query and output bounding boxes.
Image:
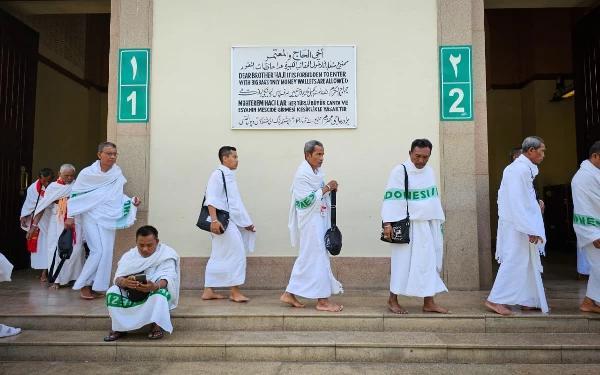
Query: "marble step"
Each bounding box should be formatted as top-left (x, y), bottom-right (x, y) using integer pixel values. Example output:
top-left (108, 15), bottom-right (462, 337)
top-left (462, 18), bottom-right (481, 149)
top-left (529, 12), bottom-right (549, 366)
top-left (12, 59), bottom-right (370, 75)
top-left (1, 311), bottom-right (599, 334)
top-left (3, 361), bottom-right (600, 375)
top-left (1, 330), bottom-right (600, 364)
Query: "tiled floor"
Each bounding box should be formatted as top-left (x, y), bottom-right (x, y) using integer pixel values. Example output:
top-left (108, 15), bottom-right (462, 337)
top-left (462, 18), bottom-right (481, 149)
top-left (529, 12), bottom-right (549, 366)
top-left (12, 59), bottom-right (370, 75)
top-left (0, 266), bottom-right (592, 318)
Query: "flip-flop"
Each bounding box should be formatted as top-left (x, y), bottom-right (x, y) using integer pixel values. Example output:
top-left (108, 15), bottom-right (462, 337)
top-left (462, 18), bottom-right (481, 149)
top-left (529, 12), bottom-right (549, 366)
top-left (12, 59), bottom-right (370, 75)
top-left (148, 328), bottom-right (164, 340)
top-left (0, 324), bottom-right (21, 338)
top-left (103, 330), bottom-right (127, 342)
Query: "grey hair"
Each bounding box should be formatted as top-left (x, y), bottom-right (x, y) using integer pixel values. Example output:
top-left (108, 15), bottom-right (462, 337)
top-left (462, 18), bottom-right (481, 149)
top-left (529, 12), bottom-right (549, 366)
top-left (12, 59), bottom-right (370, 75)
top-left (304, 140), bottom-right (323, 154)
top-left (59, 164), bottom-right (76, 173)
top-left (98, 141), bottom-right (117, 153)
top-left (522, 136), bottom-right (544, 152)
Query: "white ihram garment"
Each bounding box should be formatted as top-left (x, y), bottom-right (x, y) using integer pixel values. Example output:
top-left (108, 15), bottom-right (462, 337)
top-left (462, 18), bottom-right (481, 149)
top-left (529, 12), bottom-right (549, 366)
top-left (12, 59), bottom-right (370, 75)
top-left (286, 160), bottom-right (342, 299)
top-left (106, 244), bottom-right (180, 333)
top-left (21, 180), bottom-right (50, 270)
top-left (488, 155), bottom-right (548, 312)
top-left (68, 161), bottom-right (137, 292)
top-left (35, 180), bottom-right (85, 285)
top-left (382, 159), bottom-right (446, 297)
top-left (203, 165), bottom-right (255, 288)
top-left (572, 160), bottom-right (600, 302)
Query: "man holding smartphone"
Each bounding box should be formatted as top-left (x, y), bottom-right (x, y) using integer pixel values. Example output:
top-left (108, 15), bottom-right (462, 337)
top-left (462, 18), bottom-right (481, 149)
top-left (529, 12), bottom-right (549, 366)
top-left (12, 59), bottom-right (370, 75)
top-left (104, 225), bottom-right (180, 341)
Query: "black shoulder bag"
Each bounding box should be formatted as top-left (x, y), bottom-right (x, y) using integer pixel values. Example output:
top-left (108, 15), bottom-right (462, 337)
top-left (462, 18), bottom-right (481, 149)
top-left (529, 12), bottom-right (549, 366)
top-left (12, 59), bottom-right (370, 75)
top-left (196, 170), bottom-right (230, 234)
top-left (48, 228), bottom-right (74, 283)
top-left (325, 190), bottom-right (342, 255)
top-left (380, 165), bottom-right (410, 244)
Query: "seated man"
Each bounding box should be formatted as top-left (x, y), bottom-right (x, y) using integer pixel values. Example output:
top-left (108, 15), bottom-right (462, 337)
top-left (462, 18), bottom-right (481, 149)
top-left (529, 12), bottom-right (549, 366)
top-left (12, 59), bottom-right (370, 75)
top-left (104, 225), bottom-right (180, 341)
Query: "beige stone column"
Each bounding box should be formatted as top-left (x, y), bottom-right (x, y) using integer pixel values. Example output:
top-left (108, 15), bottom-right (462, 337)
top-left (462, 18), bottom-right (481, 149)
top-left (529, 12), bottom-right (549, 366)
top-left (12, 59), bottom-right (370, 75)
top-left (438, 0), bottom-right (492, 290)
top-left (107, 0), bottom-right (153, 260)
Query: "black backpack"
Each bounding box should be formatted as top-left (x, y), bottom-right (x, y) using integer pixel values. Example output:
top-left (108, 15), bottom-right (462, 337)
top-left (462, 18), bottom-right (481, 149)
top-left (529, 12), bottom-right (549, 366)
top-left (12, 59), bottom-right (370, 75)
top-left (325, 190), bottom-right (342, 256)
top-left (47, 228), bottom-right (74, 283)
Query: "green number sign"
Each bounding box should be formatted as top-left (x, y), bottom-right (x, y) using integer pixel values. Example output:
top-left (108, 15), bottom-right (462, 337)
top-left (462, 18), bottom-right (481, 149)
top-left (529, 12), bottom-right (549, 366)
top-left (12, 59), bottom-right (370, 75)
top-left (118, 49), bottom-right (150, 122)
top-left (439, 46), bottom-right (473, 121)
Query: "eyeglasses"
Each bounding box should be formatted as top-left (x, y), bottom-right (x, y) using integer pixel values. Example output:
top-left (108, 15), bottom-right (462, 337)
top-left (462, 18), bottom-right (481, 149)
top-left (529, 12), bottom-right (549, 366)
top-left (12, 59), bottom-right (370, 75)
top-left (102, 152), bottom-right (118, 157)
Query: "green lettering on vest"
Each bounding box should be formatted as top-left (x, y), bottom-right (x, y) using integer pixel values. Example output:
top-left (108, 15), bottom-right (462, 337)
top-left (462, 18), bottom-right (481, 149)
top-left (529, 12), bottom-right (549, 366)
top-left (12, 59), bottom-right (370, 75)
top-left (383, 186), bottom-right (440, 201)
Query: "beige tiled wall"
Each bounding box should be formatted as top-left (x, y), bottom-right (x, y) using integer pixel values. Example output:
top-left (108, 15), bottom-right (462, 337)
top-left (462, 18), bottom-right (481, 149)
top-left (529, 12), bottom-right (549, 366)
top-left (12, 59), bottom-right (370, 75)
top-left (107, 0), bottom-right (493, 290)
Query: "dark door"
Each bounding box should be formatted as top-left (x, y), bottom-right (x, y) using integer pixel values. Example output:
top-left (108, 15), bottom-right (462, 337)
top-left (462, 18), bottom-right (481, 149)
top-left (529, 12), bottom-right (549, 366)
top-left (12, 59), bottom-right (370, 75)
top-left (573, 7), bottom-right (600, 163)
top-left (0, 9), bottom-right (39, 269)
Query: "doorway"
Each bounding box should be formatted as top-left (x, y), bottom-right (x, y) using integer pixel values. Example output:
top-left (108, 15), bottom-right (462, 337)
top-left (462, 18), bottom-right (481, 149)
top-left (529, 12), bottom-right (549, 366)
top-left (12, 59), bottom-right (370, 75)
top-left (0, 3), bottom-right (110, 270)
top-left (486, 4), bottom-right (599, 279)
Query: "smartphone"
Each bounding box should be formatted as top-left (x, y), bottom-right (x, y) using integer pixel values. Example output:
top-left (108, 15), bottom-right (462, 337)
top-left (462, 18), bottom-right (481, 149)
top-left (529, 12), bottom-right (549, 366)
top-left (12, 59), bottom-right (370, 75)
top-left (134, 273), bottom-right (147, 283)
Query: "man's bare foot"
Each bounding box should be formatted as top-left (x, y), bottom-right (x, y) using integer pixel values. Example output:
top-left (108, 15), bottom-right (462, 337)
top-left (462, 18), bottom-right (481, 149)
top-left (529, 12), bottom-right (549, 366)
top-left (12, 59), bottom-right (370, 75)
top-left (202, 288), bottom-right (227, 300)
top-left (92, 291), bottom-right (105, 298)
top-left (40, 270), bottom-right (48, 282)
top-left (580, 297), bottom-right (600, 313)
top-left (521, 305), bottom-right (551, 312)
top-left (49, 283), bottom-right (59, 290)
top-left (485, 300), bottom-right (515, 316)
top-left (388, 299), bottom-right (408, 314)
top-left (280, 292), bottom-right (305, 308)
top-left (316, 298), bottom-right (343, 312)
top-left (80, 286), bottom-right (94, 300)
top-left (229, 287), bottom-right (249, 303)
top-left (423, 297), bottom-right (451, 314)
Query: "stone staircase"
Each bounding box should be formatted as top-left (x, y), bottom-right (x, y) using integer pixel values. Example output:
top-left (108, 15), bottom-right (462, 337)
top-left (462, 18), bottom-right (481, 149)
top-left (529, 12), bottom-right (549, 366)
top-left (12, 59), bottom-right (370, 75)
top-left (1, 287), bottom-right (600, 365)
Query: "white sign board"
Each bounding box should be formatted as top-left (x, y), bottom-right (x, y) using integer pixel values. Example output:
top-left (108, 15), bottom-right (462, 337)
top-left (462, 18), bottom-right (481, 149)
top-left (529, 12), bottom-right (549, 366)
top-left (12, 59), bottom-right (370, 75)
top-left (231, 45), bottom-right (356, 129)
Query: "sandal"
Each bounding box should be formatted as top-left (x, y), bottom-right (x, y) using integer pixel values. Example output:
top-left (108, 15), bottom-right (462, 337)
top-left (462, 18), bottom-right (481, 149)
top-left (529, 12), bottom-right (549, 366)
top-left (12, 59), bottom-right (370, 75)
top-left (103, 330), bottom-right (127, 341)
top-left (0, 324), bottom-right (21, 338)
top-left (148, 328), bottom-right (164, 340)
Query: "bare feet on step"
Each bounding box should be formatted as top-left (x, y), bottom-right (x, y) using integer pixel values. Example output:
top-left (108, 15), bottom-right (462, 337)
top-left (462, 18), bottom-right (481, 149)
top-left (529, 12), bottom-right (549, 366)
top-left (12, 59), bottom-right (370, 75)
top-left (202, 287), bottom-right (227, 300)
top-left (280, 292), bottom-right (305, 308)
top-left (388, 293), bottom-right (408, 314)
top-left (80, 286), bottom-right (94, 300)
top-left (580, 297), bottom-right (600, 313)
top-left (316, 298), bottom-right (343, 312)
top-left (229, 286), bottom-right (249, 303)
top-left (423, 297), bottom-right (451, 314)
top-left (521, 305), bottom-right (551, 312)
top-left (49, 283), bottom-right (59, 290)
top-left (39, 270), bottom-right (48, 282)
top-left (92, 291), bottom-right (105, 299)
top-left (485, 300), bottom-right (515, 316)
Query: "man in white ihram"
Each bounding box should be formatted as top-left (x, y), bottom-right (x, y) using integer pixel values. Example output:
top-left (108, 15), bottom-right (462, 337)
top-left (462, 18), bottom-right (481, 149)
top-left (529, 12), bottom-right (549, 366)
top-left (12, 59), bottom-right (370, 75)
top-left (382, 139), bottom-right (449, 314)
top-left (27, 164), bottom-right (85, 290)
top-left (572, 141), bottom-right (600, 314)
top-left (202, 146), bottom-right (256, 303)
top-left (281, 140), bottom-right (343, 312)
top-left (65, 142), bottom-right (140, 300)
top-left (486, 136), bottom-right (548, 316)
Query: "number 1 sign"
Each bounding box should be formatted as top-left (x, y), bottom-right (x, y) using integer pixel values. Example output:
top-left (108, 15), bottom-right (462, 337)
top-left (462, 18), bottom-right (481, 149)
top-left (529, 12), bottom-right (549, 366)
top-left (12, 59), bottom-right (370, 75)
top-left (118, 49), bottom-right (150, 123)
top-left (439, 46), bottom-right (473, 121)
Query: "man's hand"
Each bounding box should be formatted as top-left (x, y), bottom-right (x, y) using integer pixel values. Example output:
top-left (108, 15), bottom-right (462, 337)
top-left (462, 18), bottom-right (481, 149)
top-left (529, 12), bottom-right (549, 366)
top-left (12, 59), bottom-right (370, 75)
top-left (383, 224), bottom-right (393, 241)
top-left (64, 218), bottom-right (74, 229)
top-left (326, 180), bottom-right (339, 191)
top-left (132, 196), bottom-right (141, 207)
top-left (137, 281), bottom-right (157, 293)
top-left (245, 224), bottom-right (255, 232)
top-left (528, 235), bottom-right (544, 244)
top-left (593, 239), bottom-right (600, 249)
top-left (122, 275), bottom-right (139, 289)
top-left (26, 228), bottom-right (37, 240)
top-left (20, 217), bottom-right (28, 227)
top-left (210, 221), bottom-right (225, 235)
top-left (538, 200), bottom-right (545, 214)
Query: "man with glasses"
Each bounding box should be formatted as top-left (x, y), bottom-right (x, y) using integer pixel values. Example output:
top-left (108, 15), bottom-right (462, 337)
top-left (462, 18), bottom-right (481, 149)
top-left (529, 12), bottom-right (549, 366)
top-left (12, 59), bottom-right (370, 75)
top-left (65, 142), bottom-right (141, 300)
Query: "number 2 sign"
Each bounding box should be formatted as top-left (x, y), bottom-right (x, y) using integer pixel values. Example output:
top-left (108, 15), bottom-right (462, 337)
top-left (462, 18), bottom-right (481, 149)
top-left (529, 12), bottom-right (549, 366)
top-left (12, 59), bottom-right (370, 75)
top-left (440, 46), bottom-right (473, 121)
top-left (118, 49), bottom-right (150, 123)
